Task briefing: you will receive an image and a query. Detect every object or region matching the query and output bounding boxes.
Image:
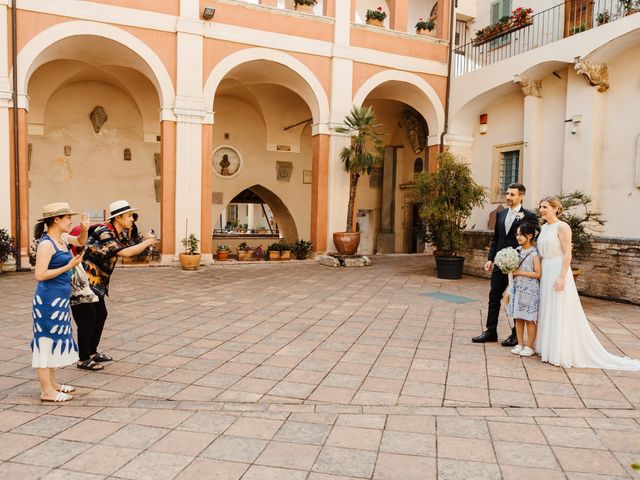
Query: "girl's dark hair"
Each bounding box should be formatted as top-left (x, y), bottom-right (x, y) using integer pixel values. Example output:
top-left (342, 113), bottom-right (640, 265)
top-left (33, 217), bottom-right (57, 240)
top-left (517, 222), bottom-right (539, 240)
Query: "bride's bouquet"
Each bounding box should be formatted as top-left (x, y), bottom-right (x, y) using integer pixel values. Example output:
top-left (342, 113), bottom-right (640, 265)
top-left (494, 247), bottom-right (520, 274)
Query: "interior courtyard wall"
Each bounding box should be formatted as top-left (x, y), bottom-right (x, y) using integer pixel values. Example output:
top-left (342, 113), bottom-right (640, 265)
top-left (598, 43), bottom-right (640, 238)
top-left (210, 95), bottom-right (312, 241)
top-left (465, 90), bottom-right (523, 230)
top-left (28, 81), bottom-right (160, 236)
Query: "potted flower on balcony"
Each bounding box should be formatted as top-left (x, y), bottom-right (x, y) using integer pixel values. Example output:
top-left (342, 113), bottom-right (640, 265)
top-left (333, 105), bottom-right (383, 255)
top-left (294, 0), bottom-right (316, 13)
top-left (596, 10), bottom-right (610, 25)
top-left (0, 228), bottom-right (16, 273)
top-left (180, 233), bottom-right (201, 270)
top-left (511, 7), bottom-right (533, 27)
top-left (415, 152), bottom-right (487, 279)
top-left (216, 244), bottom-right (231, 261)
top-left (415, 18), bottom-right (436, 36)
top-left (366, 7), bottom-right (387, 27)
top-left (621, 0), bottom-right (639, 16)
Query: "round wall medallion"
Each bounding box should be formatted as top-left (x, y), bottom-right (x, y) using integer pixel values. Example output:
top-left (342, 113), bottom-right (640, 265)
top-left (212, 146), bottom-right (242, 178)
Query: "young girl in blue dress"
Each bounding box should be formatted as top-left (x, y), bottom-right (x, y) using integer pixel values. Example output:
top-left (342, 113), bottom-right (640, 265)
top-left (508, 222), bottom-right (541, 357)
top-left (32, 203), bottom-right (89, 402)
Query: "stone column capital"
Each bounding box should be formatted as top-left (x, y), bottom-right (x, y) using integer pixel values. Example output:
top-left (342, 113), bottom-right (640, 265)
top-left (513, 75), bottom-right (542, 98)
top-left (574, 59), bottom-right (610, 93)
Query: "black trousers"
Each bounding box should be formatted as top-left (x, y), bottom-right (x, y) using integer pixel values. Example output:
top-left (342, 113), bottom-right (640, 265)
top-left (71, 297), bottom-right (108, 361)
top-left (486, 266), bottom-right (516, 336)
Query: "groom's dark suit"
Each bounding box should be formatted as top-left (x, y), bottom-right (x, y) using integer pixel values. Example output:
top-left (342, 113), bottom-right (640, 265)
top-left (485, 206), bottom-right (538, 334)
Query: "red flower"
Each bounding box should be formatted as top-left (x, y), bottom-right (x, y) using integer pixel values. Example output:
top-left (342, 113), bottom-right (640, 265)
top-left (377, 6), bottom-right (382, 10)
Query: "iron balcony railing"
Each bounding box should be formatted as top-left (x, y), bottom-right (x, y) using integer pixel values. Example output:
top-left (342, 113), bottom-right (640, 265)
top-left (454, 0), bottom-right (637, 76)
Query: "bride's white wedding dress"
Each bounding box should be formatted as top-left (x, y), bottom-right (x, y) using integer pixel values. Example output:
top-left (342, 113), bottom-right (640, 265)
top-left (536, 222), bottom-right (640, 370)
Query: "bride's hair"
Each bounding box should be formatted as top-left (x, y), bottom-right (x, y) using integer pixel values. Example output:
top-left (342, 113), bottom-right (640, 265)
top-left (539, 196), bottom-right (563, 215)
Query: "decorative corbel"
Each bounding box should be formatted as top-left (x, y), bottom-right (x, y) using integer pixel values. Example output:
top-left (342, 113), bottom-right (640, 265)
top-left (513, 75), bottom-right (542, 98)
top-left (574, 59), bottom-right (609, 93)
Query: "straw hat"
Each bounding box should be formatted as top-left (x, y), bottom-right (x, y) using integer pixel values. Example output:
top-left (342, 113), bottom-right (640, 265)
top-left (107, 200), bottom-right (138, 220)
top-left (37, 202), bottom-right (79, 222)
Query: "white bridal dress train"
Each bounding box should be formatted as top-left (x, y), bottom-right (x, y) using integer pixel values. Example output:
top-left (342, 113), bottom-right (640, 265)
top-left (536, 222), bottom-right (640, 370)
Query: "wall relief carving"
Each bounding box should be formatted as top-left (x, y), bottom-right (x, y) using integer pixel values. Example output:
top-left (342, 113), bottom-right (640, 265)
top-left (574, 60), bottom-right (609, 92)
top-left (89, 106), bottom-right (108, 133)
top-left (212, 147), bottom-right (241, 178)
top-left (402, 110), bottom-right (428, 154)
top-left (513, 75), bottom-right (542, 98)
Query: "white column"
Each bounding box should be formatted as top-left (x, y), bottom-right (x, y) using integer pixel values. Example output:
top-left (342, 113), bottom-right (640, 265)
top-left (514, 76), bottom-right (543, 210)
top-left (326, 0), bottom-right (354, 248)
top-left (173, 0), bottom-right (212, 261)
top-left (562, 67), bottom-right (606, 208)
top-left (0, 4), bottom-right (12, 232)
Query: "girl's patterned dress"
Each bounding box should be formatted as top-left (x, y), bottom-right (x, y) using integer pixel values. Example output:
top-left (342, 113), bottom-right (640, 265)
top-left (31, 234), bottom-right (79, 368)
top-left (507, 246), bottom-right (540, 322)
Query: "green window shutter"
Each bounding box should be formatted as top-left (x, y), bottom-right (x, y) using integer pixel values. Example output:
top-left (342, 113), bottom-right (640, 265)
top-left (490, 1), bottom-right (500, 24)
top-left (501, 150), bottom-right (520, 193)
top-left (500, 0), bottom-right (512, 18)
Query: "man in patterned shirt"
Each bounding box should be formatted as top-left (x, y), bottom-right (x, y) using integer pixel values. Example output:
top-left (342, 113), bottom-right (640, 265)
top-left (75, 200), bottom-right (157, 370)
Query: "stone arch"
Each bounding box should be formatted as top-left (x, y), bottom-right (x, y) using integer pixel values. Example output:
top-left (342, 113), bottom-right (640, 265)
top-left (203, 48), bottom-right (330, 131)
top-left (15, 21), bottom-right (175, 113)
top-left (353, 70), bottom-right (445, 139)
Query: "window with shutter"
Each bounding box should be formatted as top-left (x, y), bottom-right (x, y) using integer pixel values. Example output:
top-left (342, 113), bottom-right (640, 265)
top-left (500, 150), bottom-right (520, 193)
top-left (489, 0), bottom-right (512, 48)
top-left (491, 142), bottom-right (523, 202)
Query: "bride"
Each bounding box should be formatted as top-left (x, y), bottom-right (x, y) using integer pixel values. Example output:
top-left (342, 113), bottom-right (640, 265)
top-left (536, 196), bottom-right (640, 370)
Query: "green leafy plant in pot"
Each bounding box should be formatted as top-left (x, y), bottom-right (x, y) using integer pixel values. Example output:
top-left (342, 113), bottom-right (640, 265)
top-left (415, 152), bottom-right (487, 279)
top-left (180, 233), bottom-right (201, 270)
top-left (333, 105), bottom-right (383, 255)
top-left (0, 228), bottom-right (16, 272)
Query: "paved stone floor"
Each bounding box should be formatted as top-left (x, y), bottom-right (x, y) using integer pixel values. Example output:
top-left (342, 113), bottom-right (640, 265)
top-left (1, 256), bottom-right (639, 479)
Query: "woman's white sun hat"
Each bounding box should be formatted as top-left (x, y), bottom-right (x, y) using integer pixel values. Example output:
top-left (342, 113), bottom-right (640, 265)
top-left (37, 202), bottom-right (79, 222)
top-left (107, 200), bottom-right (138, 220)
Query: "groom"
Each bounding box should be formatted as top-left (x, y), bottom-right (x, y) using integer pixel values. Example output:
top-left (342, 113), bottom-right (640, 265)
top-left (472, 183), bottom-right (538, 346)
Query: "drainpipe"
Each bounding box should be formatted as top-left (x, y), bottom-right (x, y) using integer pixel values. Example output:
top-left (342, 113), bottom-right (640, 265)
top-left (439, 0), bottom-right (457, 153)
top-left (11, 0), bottom-right (22, 270)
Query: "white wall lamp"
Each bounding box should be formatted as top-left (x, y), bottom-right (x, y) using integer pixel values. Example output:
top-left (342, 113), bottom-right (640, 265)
top-left (203, 7), bottom-right (215, 20)
top-left (565, 114), bottom-right (582, 134)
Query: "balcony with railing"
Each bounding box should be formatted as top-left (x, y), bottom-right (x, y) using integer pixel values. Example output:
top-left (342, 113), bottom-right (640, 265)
top-left (454, 0), bottom-right (640, 76)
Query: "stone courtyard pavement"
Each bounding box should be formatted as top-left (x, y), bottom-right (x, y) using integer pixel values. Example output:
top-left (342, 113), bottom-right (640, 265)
top-left (1, 256), bottom-right (639, 480)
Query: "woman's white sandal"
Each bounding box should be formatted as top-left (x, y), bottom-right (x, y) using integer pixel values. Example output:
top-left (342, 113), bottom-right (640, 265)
top-left (41, 392), bottom-right (73, 402)
top-left (58, 385), bottom-right (76, 393)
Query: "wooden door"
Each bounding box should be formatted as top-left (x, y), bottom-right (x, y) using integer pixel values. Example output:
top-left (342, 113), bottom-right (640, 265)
top-left (565, 0), bottom-right (594, 37)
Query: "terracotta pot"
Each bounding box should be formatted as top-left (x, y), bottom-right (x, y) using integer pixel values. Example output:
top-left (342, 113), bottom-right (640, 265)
top-left (333, 232), bottom-right (360, 255)
top-left (281, 250), bottom-right (291, 261)
top-left (269, 250), bottom-right (281, 261)
top-left (216, 250), bottom-right (229, 261)
top-left (366, 18), bottom-right (384, 27)
top-left (179, 253), bottom-right (201, 270)
top-left (237, 251), bottom-right (246, 261)
top-left (294, 3), bottom-right (314, 13)
top-left (417, 29), bottom-right (435, 36)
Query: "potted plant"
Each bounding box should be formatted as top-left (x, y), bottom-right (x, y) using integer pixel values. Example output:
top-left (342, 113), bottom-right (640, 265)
top-left (0, 228), bottom-right (16, 272)
top-left (596, 10), bottom-right (610, 25)
top-left (237, 242), bottom-right (254, 261)
top-left (570, 23), bottom-right (587, 35)
top-left (216, 244), bottom-right (231, 261)
top-left (511, 7), bottom-right (533, 27)
top-left (291, 239), bottom-right (313, 260)
top-left (557, 191), bottom-right (605, 277)
top-left (415, 152), bottom-right (487, 279)
top-left (180, 234), bottom-right (201, 270)
top-left (267, 242), bottom-right (282, 261)
top-left (333, 105), bottom-right (383, 255)
top-left (621, 0), bottom-right (639, 16)
top-left (415, 18), bottom-right (436, 36)
top-left (280, 241), bottom-right (292, 261)
top-left (366, 7), bottom-right (387, 27)
top-left (293, 0), bottom-right (316, 13)
top-left (254, 244), bottom-right (266, 261)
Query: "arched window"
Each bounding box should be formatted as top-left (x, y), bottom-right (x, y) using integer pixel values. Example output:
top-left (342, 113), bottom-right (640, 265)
top-left (414, 158), bottom-right (424, 174)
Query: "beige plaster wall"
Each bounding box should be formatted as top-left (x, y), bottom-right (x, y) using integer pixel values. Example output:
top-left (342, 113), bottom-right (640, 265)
top-left (210, 95), bottom-right (313, 242)
top-left (599, 44), bottom-right (640, 239)
top-left (465, 90), bottom-right (523, 230)
top-left (28, 82), bottom-right (160, 238)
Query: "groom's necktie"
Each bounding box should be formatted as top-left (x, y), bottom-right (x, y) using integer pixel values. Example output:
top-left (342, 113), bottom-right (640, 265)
top-left (505, 209), bottom-right (516, 233)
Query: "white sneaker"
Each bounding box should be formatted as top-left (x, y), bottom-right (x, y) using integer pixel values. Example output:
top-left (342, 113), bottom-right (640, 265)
top-left (511, 345), bottom-right (523, 355)
top-left (519, 346), bottom-right (535, 357)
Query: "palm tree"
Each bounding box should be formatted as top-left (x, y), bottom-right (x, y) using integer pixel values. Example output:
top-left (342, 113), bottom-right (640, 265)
top-left (335, 105), bottom-right (384, 233)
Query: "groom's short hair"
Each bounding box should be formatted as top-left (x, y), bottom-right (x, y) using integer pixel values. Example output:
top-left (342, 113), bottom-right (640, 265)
top-left (508, 183), bottom-right (526, 194)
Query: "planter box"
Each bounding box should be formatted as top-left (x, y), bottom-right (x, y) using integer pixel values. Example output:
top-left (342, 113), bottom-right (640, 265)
top-left (294, 4), bottom-right (314, 13)
top-left (416, 29), bottom-right (435, 37)
top-left (473, 20), bottom-right (532, 47)
top-left (366, 18), bottom-right (385, 27)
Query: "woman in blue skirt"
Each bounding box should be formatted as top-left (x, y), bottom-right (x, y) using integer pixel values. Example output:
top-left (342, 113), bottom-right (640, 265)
top-left (32, 203), bottom-right (88, 402)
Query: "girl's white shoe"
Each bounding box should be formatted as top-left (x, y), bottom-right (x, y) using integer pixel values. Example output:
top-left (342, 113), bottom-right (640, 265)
top-left (519, 346), bottom-right (535, 357)
top-left (511, 345), bottom-right (523, 355)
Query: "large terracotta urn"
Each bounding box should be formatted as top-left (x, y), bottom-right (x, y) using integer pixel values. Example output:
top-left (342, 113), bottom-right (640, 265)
top-left (333, 232), bottom-right (360, 255)
top-left (179, 253), bottom-right (201, 271)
